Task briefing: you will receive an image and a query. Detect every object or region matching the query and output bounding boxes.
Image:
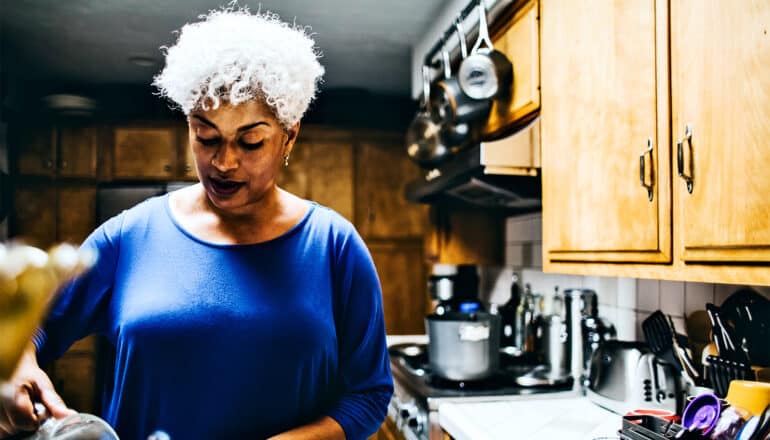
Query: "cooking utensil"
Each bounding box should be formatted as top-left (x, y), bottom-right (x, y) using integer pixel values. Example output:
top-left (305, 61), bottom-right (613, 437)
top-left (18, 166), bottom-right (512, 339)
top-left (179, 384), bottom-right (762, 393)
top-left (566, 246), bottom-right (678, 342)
top-left (642, 310), bottom-right (683, 370)
top-left (706, 303), bottom-right (750, 364)
top-left (706, 355), bottom-right (755, 397)
top-left (720, 289), bottom-right (770, 367)
top-left (667, 315), bottom-right (702, 387)
top-left (458, 0), bottom-right (513, 100)
top-left (430, 18), bottom-right (491, 149)
top-left (426, 310), bottom-right (500, 381)
top-left (406, 65), bottom-right (452, 169)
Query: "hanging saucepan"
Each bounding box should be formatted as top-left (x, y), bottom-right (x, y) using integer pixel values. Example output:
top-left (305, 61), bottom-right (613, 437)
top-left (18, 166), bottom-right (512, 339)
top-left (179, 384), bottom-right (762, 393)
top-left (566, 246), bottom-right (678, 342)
top-left (458, 0), bottom-right (513, 100)
top-left (406, 65), bottom-right (452, 168)
top-left (430, 18), bottom-right (491, 149)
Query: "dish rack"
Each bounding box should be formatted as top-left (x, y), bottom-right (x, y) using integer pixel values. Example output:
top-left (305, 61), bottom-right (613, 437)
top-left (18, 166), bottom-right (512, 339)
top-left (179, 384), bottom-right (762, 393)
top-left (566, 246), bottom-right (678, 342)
top-left (619, 415), bottom-right (683, 440)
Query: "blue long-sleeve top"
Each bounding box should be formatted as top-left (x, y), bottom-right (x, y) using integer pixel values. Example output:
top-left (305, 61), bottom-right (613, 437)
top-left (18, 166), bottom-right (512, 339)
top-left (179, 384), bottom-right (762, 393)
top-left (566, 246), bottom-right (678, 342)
top-left (33, 195), bottom-right (393, 440)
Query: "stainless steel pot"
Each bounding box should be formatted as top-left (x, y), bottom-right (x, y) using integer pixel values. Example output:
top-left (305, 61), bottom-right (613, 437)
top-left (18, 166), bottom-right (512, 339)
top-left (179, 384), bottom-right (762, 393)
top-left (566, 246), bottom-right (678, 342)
top-left (458, 1), bottom-right (513, 100)
top-left (406, 65), bottom-right (452, 169)
top-left (430, 19), bottom-right (491, 149)
top-left (426, 311), bottom-right (500, 381)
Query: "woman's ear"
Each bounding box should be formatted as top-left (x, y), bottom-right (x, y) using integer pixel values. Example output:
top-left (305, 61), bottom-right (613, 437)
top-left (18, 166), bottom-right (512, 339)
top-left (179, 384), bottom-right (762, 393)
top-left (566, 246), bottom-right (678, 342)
top-left (284, 121), bottom-right (301, 154)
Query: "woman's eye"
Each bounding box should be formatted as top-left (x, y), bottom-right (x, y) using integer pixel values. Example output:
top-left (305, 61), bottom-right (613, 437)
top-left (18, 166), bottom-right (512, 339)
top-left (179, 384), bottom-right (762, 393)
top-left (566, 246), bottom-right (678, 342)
top-left (196, 136), bottom-right (220, 146)
top-left (238, 140), bottom-right (264, 150)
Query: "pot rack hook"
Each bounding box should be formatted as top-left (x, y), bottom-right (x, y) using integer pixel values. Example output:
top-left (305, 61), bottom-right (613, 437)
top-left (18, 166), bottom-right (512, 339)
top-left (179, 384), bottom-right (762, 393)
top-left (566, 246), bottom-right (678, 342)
top-left (470, 0), bottom-right (495, 53)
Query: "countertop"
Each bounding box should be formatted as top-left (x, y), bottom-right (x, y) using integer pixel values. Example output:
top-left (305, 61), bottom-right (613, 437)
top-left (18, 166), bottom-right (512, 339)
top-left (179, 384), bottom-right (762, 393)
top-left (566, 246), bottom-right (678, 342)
top-left (438, 396), bottom-right (622, 440)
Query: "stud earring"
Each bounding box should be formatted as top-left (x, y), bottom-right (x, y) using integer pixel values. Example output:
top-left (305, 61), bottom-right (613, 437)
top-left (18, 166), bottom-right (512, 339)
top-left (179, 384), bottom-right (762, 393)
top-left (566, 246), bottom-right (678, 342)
top-left (283, 154), bottom-right (290, 167)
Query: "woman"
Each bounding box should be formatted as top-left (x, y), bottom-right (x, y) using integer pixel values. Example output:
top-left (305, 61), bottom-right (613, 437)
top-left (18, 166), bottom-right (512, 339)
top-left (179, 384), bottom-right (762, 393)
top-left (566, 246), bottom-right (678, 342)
top-left (0, 7), bottom-right (393, 440)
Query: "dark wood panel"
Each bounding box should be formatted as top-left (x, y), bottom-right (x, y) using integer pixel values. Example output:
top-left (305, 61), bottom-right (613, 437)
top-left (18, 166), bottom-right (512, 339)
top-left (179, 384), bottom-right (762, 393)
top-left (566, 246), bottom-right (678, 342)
top-left (57, 185), bottom-right (96, 244)
top-left (12, 184), bottom-right (57, 248)
top-left (13, 125), bottom-right (56, 177)
top-left (368, 240), bottom-right (427, 335)
top-left (113, 127), bottom-right (176, 179)
top-left (59, 126), bottom-right (98, 178)
top-left (355, 140), bottom-right (427, 239)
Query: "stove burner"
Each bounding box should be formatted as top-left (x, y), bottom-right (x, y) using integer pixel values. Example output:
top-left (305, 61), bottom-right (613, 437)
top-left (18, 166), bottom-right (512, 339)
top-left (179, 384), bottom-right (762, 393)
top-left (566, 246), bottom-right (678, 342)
top-left (426, 372), bottom-right (514, 390)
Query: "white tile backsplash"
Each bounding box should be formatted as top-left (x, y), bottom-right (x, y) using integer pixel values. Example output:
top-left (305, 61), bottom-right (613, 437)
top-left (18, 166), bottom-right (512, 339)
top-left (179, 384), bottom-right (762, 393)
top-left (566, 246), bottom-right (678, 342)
top-left (660, 281), bottom-right (685, 317)
top-left (636, 279), bottom-right (660, 312)
top-left (614, 309), bottom-right (637, 340)
top-left (684, 282), bottom-right (714, 316)
top-left (617, 278), bottom-right (637, 309)
top-left (502, 215), bottom-right (770, 343)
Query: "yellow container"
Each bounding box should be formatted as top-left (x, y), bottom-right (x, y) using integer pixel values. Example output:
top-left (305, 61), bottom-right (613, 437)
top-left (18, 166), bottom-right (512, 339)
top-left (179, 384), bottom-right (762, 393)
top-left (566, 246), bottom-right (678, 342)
top-left (725, 380), bottom-right (770, 416)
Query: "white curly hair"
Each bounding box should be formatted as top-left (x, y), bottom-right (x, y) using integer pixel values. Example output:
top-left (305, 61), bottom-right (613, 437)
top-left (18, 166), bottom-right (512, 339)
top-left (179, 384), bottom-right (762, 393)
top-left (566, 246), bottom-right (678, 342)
top-left (153, 5), bottom-right (325, 128)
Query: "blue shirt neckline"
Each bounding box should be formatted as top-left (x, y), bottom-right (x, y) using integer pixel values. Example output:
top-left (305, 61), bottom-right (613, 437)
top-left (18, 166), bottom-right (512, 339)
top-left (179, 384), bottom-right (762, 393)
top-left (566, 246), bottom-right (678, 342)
top-left (162, 192), bottom-right (317, 249)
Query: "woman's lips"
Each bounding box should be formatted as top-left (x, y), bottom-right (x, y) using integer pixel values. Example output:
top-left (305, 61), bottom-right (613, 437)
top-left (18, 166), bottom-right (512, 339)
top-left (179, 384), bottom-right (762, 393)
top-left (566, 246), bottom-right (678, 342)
top-left (209, 177), bottom-right (245, 196)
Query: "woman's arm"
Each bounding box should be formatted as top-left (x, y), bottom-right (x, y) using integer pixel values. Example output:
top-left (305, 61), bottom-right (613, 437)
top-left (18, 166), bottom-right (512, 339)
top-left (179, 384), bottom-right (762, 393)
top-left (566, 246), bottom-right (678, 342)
top-left (323, 226), bottom-right (394, 440)
top-left (267, 416), bottom-right (345, 440)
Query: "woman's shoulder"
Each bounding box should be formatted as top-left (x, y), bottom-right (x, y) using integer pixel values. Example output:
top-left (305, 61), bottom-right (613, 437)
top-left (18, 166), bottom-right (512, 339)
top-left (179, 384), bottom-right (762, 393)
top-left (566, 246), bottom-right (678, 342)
top-left (306, 202), bottom-right (358, 238)
top-left (94, 194), bottom-right (169, 240)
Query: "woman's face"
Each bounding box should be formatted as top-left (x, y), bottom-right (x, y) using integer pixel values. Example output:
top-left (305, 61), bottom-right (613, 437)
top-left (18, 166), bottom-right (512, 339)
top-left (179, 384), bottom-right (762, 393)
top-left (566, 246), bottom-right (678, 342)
top-left (188, 100), bottom-right (299, 213)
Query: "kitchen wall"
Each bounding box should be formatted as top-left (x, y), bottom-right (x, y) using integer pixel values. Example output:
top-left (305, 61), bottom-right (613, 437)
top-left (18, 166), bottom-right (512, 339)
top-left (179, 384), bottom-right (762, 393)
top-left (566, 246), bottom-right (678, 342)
top-left (481, 213), bottom-right (770, 342)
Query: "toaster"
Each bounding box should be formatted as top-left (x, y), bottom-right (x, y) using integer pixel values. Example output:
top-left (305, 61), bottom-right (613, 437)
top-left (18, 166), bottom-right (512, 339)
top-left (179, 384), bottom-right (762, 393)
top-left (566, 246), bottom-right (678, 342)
top-left (587, 340), bottom-right (682, 413)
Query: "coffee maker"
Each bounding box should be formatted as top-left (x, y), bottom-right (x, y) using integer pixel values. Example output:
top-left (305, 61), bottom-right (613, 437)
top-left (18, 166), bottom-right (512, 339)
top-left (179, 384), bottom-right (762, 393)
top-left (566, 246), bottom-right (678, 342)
top-left (428, 264), bottom-right (483, 315)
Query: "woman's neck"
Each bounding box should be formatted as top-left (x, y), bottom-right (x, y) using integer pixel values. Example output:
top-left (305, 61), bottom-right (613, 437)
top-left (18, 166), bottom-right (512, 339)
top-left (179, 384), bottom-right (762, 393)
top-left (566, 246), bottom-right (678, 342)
top-left (170, 183), bottom-right (307, 245)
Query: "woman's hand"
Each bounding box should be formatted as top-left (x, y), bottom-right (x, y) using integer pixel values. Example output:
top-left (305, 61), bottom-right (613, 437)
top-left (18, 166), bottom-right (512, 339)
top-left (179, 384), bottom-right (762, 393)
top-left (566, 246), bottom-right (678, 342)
top-left (0, 345), bottom-right (75, 437)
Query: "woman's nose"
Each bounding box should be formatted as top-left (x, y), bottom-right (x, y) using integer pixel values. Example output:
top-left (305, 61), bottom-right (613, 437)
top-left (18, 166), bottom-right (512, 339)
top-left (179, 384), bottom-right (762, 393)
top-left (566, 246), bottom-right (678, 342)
top-left (211, 142), bottom-right (239, 172)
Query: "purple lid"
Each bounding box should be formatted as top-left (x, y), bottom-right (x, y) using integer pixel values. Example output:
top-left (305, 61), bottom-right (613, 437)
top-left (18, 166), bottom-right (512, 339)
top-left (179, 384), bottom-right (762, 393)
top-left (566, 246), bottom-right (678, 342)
top-left (682, 392), bottom-right (722, 435)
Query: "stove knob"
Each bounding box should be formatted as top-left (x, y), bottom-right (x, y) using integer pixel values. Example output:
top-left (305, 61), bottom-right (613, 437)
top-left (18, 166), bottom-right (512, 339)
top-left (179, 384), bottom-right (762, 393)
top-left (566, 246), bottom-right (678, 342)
top-left (398, 402), bottom-right (417, 420)
top-left (407, 412), bottom-right (426, 434)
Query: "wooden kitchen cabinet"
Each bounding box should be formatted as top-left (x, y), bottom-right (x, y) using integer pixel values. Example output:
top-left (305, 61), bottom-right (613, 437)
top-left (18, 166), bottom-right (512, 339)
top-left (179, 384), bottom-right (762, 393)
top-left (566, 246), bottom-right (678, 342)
top-left (13, 125), bottom-right (56, 176)
top-left (12, 184), bottom-right (57, 248)
top-left (355, 137), bottom-right (427, 239)
top-left (12, 182), bottom-right (96, 248)
top-left (541, 0), bottom-right (770, 284)
top-left (12, 124), bottom-right (97, 178)
top-left (113, 126), bottom-right (178, 179)
top-left (277, 128), bottom-right (355, 221)
top-left (57, 185), bottom-right (97, 243)
top-left (671, 0), bottom-right (770, 264)
top-left (58, 126), bottom-right (98, 178)
top-left (483, 0), bottom-right (540, 138)
top-left (541, 0), bottom-right (671, 264)
top-left (176, 121), bottom-right (198, 180)
top-left (368, 240), bottom-right (428, 335)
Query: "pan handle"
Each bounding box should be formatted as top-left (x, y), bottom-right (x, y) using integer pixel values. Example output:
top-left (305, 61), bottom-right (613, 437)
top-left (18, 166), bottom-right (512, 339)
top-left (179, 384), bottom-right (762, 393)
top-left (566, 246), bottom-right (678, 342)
top-left (470, 0), bottom-right (495, 53)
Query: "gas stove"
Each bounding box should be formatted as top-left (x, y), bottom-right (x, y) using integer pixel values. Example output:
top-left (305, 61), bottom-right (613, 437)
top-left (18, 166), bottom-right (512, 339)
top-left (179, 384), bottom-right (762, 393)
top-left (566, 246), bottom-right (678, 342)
top-left (388, 343), bottom-right (578, 440)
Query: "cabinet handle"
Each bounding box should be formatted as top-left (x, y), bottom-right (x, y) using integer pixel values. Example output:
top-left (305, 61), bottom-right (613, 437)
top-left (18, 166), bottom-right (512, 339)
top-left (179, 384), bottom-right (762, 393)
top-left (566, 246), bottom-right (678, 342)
top-left (639, 138), bottom-right (654, 202)
top-left (61, 160), bottom-right (68, 169)
top-left (44, 159), bottom-right (54, 169)
top-left (676, 123), bottom-right (694, 193)
top-left (163, 164), bottom-right (172, 173)
top-left (184, 164), bottom-right (192, 172)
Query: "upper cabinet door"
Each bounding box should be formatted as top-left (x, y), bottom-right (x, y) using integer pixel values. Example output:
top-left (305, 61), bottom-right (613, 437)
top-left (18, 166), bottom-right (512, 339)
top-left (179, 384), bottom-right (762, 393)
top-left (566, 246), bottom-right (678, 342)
top-left (484, 0), bottom-right (540, 137)
top-left (541, 0), bottom-right (671, 263)
top-left (58, 126), bottom-right (97, 178)
top-left (14, 125), bottom-right (56, 177)
top-left (672, 1), bottom-right (770, 263)
top-left (113, 127), bottom-right (177, 179)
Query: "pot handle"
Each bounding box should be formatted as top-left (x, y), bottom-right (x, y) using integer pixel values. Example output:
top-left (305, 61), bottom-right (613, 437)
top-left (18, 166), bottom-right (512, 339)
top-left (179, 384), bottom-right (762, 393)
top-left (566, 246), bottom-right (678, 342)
top-left (455, 16), bottom-right (468, 59)
top-left (441, 50), bottom-right (452, 80)
top-left (421, 65), bottom-right (432, 110)
top-left (470, 0), bottom-right (495, 54)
